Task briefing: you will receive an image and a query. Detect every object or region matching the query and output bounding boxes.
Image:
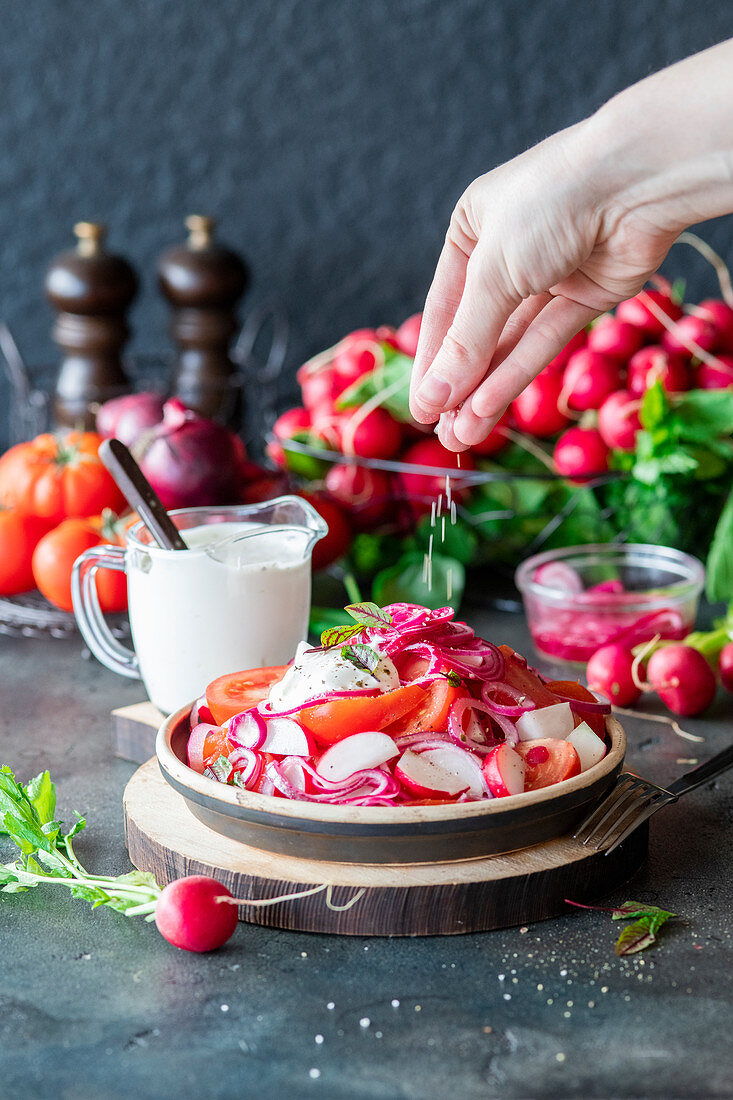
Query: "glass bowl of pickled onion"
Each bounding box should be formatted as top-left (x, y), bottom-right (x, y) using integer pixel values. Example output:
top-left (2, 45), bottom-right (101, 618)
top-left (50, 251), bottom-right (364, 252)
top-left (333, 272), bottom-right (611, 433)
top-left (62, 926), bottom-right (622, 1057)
top-left (515, 543), bottom-right (705, 667)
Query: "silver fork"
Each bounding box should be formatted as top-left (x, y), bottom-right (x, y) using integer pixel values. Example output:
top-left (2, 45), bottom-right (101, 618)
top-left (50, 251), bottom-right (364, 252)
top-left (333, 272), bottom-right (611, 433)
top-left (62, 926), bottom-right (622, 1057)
top-left (574, 742), bottom-right (733, 855)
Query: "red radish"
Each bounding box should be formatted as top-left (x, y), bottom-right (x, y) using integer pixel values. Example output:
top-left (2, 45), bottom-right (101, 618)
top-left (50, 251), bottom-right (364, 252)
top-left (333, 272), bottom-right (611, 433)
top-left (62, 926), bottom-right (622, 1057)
top-left (719, 643), bottom-right (733, 692)
top-left (515, 739), bottom-right (581, 790)
top-left (273, 406), bottom-right (311, 440)
top-left (515, 701), bottom-right (575, 741)
top-left (616, 290), bottom-right (683, 338)
top-left (395, 746), bottom-right (481, 798)
top-left (697, 353), bottom-right (733, 390)
top-left (398, 438), bottom-right (475, 508)
top-left (240, 472), bottom-right (290, 504)
top-left (394, 313), bottom-right (422, 357)
top-left (324, 463), bottom-right (395, 529)
top-left (586, 644), bottom-right (641, 706)
top-left (511, 372), bottom-right (569, 437)
top-left (661, 313), bottom-right (719, 357)
top-left (96, 391), bottom-right (165, 447)
top-left (646, 645), bottom-right (717, 716)
top-left (697, 299), bottom-right (733, 349)
top-left (298, 365), bottom-right (340, 411)
top-left (481, 743), bottom-right (526, 797)
top-left (627, 346), bottom-right (691, 395)
top-left (339, 407), bottom-right (403, 460)
top-left (261, 717), bottom-right (317, 756)
top-left (341, 327), bottom-right (380, 347)
top-left (470, 410), bottom-right (510, 455)
top-left (587, 315), bottom-right (644, 360)
top-left (562, 350), bottom-right (621, 411)
top-left (566, 722), bottom-right (607, 772)
top-left (553, 427), bottom-right (609, 481)
top-left (597, 390), bottom-right (642, 451)
top-left (376, 324), bottom-right (399, 348)
top-left (298, 492), bottom-right (352, 569)
top-left (332, 342), bottom-right (380, 392)
top-left (317, 732), bottom-right (399, 782)
top-left (155, 876), bottom-right (239, 952)
top-left (546, 330), bottom-right (586, 373)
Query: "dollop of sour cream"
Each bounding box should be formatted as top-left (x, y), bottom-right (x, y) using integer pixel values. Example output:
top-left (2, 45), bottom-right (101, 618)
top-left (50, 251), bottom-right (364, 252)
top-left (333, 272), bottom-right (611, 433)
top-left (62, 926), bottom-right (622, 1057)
top-left (267, 641), bottom-right (400, 711)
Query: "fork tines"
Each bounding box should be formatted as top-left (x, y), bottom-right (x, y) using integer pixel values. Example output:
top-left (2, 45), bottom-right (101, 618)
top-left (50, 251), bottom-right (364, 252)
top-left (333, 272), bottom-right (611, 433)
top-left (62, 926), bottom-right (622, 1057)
top-left (574, 773), bottom-right (678, 855)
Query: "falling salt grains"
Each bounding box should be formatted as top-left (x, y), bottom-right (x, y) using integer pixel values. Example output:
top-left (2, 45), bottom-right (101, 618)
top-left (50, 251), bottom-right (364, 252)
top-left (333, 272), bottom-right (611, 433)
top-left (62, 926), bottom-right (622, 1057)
top-left (430, 501), bottom-right (437, 527)
top-left (326, 1002), bottom-right (335, 1011)
top-left (315, 1035), bottom-right (324, 1045)
top-left (450, 501), bottom-right (457, 524)
top-left (446, 568), bottom-right (453, 602)
top-left (445, 474), bottom-right (452, 510)
top-left (441, 514), bottom-right (446, 542)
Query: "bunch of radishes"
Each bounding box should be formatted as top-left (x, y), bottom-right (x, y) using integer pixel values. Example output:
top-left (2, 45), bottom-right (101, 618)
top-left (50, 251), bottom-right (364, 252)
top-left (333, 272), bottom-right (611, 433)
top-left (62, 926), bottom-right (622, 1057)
top-left (587, 635), bottom-right (733, 717)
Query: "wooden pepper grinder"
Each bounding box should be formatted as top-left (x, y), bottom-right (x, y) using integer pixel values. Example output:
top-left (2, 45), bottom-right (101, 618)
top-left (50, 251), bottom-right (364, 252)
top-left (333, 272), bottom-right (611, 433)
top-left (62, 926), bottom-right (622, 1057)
top-left (157, 215), bottom-right (249, 424)
top-left (45, 222), bottom-right (138, 429)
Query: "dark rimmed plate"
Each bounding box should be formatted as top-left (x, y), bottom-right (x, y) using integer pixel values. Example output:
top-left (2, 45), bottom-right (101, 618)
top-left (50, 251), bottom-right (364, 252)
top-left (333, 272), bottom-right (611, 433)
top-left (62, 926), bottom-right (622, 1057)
top-left (156, 706), bottom-right (626, 864)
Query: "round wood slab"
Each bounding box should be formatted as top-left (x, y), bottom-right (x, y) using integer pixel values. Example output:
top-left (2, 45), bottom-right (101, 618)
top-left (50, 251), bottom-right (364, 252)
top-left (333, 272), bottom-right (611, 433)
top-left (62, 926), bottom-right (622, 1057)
top-left (124, 758), bottom-right (648, 936)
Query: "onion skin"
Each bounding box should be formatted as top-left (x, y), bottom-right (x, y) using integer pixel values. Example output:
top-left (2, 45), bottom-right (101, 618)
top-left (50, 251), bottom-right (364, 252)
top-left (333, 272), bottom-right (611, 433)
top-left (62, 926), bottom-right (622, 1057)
top-left (135, 398), bottom-right (247, 509)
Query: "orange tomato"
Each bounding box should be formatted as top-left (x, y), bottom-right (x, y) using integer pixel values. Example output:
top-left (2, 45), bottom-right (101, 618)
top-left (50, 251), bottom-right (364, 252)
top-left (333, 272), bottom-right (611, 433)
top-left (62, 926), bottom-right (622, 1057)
top-left (0, 431), bottom-right (125, 522)
top-left (383, 679), bottom-right (462, 738)
top-left (544, 679), bottom-right (607, 740)
top-left (298, 683), bottom-right (427, 746)
top-left (0, 510), bottom-right (54, 595)
top-left (206, 666), bottom-right (289, 726)
top-left (32, 513), bottom-right (128, 613)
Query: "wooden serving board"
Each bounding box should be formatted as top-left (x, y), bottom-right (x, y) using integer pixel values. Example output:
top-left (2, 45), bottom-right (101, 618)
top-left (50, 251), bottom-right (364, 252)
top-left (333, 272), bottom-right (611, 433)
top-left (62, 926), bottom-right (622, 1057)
top-left (111, 701), bottom-right (163, 763)
top-left (124, 758), bottom-right (648, 937)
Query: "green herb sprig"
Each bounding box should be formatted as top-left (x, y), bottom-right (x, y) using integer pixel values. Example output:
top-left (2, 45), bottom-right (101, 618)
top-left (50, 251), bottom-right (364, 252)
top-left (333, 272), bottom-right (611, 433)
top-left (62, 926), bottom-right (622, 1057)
top-left (0, 766), bottom-right (161, 919)
top-left (566, 897), bottom-right (677, 956)
top-left (320, 602), bottom-right (393, 648)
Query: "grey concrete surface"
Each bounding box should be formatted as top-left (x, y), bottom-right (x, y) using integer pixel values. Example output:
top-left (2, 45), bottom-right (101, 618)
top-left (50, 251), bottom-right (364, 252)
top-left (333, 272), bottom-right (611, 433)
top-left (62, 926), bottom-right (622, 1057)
top-left (1, 606), bottom-right (733, 1099)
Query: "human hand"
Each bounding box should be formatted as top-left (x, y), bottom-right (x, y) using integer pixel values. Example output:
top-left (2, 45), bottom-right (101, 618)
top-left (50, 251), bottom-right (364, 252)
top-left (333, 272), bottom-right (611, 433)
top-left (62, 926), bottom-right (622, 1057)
top-left (408, 122), bottom-right (683, 450)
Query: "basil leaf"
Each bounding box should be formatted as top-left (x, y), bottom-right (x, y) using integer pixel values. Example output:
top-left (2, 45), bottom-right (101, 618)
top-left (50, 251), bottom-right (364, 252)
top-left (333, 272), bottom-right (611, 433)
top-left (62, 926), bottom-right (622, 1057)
top-left (341, 644), bottom-right (379, 673)
top-left (344, 601), bottom-right (393, 628)
top-left (321, 624), bottom-right (362, 647)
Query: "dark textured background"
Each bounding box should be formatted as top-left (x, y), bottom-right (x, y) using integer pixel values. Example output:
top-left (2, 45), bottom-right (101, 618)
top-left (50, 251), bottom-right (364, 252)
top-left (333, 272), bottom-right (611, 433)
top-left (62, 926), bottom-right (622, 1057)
top-left (2, 0), bottom-right (733, 445)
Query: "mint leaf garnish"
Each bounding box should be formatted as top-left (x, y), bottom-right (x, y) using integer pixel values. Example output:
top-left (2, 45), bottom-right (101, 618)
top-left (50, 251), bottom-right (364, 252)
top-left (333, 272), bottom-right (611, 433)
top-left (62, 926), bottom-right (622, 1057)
top-left (341, 644), bottom-right (379, 673)
top-left (344, 602), bottom-right (393, 629)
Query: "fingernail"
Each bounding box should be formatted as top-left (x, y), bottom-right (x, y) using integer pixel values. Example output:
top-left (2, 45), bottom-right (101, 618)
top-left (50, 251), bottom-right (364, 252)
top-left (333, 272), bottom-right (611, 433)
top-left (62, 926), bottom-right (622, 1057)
top-left (416, 372), bottom-right (452, 407)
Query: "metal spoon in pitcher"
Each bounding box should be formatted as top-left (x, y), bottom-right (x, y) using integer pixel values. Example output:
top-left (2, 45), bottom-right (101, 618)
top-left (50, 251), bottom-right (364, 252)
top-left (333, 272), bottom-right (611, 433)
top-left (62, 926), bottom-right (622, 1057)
top-left (98, 438), bottom-right (188, 551)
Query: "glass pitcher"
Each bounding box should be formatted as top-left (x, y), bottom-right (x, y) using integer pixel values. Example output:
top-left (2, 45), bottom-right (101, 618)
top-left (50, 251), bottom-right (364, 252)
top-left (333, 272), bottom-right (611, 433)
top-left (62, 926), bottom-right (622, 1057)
top-left (72, 497), bottom-right (327, 714)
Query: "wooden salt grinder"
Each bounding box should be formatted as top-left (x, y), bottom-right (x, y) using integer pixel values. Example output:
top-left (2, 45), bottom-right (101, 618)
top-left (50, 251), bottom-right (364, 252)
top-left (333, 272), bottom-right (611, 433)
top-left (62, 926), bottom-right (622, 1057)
top-left (157, 215), bottom-right (249, 424)
top-left (45, 222), bottom-right (138, 429)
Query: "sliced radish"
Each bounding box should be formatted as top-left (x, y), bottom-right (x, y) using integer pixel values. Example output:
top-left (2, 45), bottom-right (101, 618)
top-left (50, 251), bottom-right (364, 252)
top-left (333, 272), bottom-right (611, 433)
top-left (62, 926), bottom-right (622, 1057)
top-left (565, 722), bottom-right (607, 772)
top-left (317, 732), bottom-right (399, 782)
top-left (515, 701), bottom-right (574, 742)
top-left (261, 717), bottom-right (317, 757)
top-left (533, 562), bottom-right (583, 594)
top-left (481, 744), bottom-right (526, 797)
top-left (395, 745), bottom-right (485, 799)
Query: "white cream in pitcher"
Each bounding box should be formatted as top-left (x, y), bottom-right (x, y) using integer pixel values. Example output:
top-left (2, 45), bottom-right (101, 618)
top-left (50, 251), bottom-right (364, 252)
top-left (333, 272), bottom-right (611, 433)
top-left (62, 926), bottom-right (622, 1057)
top-left (127, 522), bottom-right (311, 713)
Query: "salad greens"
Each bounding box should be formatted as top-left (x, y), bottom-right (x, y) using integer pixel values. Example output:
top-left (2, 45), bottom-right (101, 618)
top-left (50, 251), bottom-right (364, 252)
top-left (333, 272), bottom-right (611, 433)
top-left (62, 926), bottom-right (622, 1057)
top-left (0, 766), bottom-right (161, 918)
top-left (566, 897), bottom-right (678, 956)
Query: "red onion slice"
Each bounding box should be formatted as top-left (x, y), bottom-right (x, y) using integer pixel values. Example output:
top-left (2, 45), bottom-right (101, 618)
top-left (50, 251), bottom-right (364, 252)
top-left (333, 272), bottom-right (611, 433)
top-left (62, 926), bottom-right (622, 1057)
top-left (226, 709), bottom-right (267, 751)
top-left (187, 722), bottom-right (220, 774)
top-left (228, 747), bottom-right (263, 790)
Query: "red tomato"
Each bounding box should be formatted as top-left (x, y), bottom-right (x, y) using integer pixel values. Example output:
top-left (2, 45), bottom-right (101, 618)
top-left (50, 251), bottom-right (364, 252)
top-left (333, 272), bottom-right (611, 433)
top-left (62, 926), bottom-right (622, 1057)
top-left (383, 679), bottom-right (462, 738)
top-left (544, 679), bottom-right (607, 740)
top-left (31, 514), bottom-right (128, 612)
top-left (0, 510), bottom-right (53, 595)
top-left (0, 431), bottom-right (125, 522)
top-left (298, 683), bottom-right (427, 746)
top-left (202, 725), bottom-right (230, 765)
top-left (497, 645), bottom-right (559, 707)
top-left (206, 666), bottom-right (289, 726)
top-left (515, 739), bottom-right (581, 790)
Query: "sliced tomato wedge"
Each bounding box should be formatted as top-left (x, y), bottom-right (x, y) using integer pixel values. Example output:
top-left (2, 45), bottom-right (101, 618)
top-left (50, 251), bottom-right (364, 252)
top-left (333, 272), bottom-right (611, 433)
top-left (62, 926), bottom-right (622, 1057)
top-left (544, 679), bottom-right (607, 740)
top-left (497, 645), bottom-right (558, 707)
top-left (516, 738), bottom-right (581, 791)
top-left (383, 679), bottom-right (463, 738)
top-left (206, 666), bottom-right (288, 726)
top-left (298, 683), bottom-right (427, 747)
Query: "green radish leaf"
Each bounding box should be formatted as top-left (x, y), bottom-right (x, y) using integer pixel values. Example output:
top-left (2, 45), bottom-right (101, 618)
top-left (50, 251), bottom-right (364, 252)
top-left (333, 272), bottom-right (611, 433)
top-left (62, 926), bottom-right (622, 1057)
top-left (614, 907), bottom-right (675, 956)
top-left (706, 486), bottom-right (733, 603)
top-left (372, 551), bottom-right (465, 611)
top-left (25, 772), bottom-right (56, 827)
top-left (2, 812), bottom-right (52, 855)
top-left (341, 643), bottom-right (379, 673)
top-left (671, 389), bottom-right (733, 437)
top-left (344, 601), bottom-right (393, 628)
top-left (321, 623), bottom-right (362, 648)
top-left (639, 382), bottom-right (669, 431)
top-left (336, 349), bottom-right (414, 422)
